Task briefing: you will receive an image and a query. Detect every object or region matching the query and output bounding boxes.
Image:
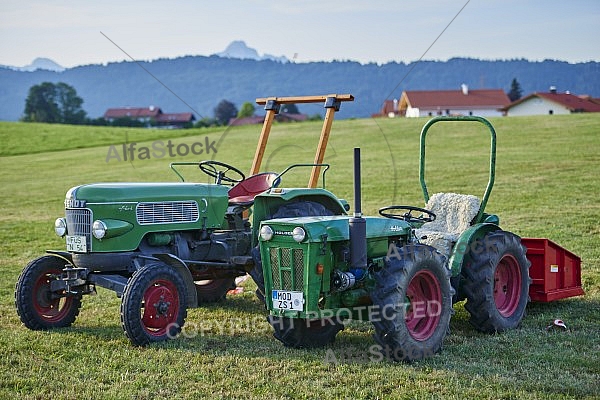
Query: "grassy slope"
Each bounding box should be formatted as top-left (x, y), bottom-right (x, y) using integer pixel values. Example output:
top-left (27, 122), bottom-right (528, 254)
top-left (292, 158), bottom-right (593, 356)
top-left (0, 115), bottom-right (598, 399)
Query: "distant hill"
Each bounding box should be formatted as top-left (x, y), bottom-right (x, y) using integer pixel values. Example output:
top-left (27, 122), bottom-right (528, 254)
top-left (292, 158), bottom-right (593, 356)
top-left (0, 57), bottom-right (65, 72)
top-left (214, 40), bottom-right (289, 63)
top-left (1, 56), bottom-right (598, 121)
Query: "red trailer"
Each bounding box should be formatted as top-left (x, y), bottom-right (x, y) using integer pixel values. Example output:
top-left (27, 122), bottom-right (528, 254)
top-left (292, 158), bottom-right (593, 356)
top-left (522, 238), bottom-right (585, 302)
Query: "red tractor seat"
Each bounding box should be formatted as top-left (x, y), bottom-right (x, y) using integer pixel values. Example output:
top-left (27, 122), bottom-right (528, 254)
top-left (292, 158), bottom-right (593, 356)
top-left (228, 172), bottom-right (279, 206)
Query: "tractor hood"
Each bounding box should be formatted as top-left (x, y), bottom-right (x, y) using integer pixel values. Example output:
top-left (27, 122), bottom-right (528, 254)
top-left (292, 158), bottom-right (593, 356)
top-left (260, 215), bottom-right (411, 243)
top-left (62, 182), bottom-right (230, 252)
top-left (66, 182), bottom-right (229, 205)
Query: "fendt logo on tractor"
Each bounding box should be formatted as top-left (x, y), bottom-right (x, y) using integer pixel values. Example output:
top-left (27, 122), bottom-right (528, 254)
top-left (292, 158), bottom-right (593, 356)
top-left (15, 94), bottom-right (583, 362)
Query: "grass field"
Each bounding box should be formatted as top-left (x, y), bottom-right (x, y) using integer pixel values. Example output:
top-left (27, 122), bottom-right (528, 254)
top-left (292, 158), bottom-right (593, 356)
top-left (0, 114), bottom-right (599, 399)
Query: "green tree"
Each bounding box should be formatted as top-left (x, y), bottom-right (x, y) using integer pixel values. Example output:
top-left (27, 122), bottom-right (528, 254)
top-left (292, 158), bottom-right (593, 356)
top-left (23, 82), bottom-right (87, 124)
top-left (195, 117), bottom-right (218, 128)
top-left (56, 82), bottom-right (87, 124)
top-left (214, 99), bottom-right (238, 125)
top-left (237, 102), bottom-right (255, 118)
top-left (507, 78), bottom-right (523, 102)
top-left (23, 82), bottom-right (60, 123)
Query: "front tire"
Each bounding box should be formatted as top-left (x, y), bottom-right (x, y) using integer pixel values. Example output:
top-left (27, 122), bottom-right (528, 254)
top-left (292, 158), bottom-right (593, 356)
top-left (15, 255), bottom-right (82, 330)
top-left (120, 263), bottom-right (187, 346)
top-left (268, 316), bottom-right (344, 348)
top-left (461, 230), bottom-right (531, 333)
top-left (371, 245), bottom-right (453, 362)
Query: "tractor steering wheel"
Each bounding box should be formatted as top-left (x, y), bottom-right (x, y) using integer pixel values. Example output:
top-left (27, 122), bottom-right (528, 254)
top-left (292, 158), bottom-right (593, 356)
top-left (198, 161), bottom-right (245, 184)
top-left (378, 205), bottom-right (436, 224)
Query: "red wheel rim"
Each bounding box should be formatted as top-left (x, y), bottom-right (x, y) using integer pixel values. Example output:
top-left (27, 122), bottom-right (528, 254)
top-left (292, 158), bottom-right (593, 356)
top-left (141, 279), bottom-right (180, 337)
top-left (494, 254), bottom-right (522, 317)
top-left (405, 270), bottom-right (443, 341)
top-left (32, 268), bottom-right (74, 322)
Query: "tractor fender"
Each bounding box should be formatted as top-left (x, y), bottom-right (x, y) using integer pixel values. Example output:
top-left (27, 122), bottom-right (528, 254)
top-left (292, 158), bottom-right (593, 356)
top-left (255, 188), bottom-right (348, 216)
top-left (45, 250), bottom-right (74, 265)
top-left (448, 223), bottom-right (501, 277)
top-left (152, 253), bottom-right (198, 308)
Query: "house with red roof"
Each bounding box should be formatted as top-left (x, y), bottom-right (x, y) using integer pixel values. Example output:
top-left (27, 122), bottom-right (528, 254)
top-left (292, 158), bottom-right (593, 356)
top-left (155, 112), bottom-right (196, 127)
top-left (103, 106), bottom-right (195, 128)
top-left (502, 88), bottom-right (600, 116)
top-left (103, 106), bottom-right (162, 122)
top-left (395, 85), bottom-right (510, 118)
top-left (372, 99), bottom-right (399, 118)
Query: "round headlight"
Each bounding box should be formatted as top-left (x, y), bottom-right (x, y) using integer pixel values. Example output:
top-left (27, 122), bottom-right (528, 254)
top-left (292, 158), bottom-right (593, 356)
top-left (292, 227), bottom-right (306, 243)
top-left (92, 220), bottom-right (107, 239)
top-left (260, 225), bottom-right (273, 241)
top-left (54, 218), bottom-right (67, 237)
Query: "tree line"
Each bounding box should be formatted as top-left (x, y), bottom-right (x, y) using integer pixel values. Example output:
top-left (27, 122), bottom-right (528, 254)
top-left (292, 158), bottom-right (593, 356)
top-left (22, 78), bottom-right (523, 127)
top-left (21, 82), bottom-right (314, 128)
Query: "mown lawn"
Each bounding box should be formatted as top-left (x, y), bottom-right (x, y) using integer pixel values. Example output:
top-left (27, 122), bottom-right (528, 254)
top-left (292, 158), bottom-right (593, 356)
top-left (0, 114), bottom-right (598, 399)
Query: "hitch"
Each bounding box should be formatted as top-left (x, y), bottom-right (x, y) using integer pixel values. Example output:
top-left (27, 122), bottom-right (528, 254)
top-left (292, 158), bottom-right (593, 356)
top-left (50, 267), bottom-right (95, 296)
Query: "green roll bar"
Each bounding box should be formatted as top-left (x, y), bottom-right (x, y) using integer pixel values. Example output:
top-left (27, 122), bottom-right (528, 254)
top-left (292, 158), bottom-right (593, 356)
top-left (419, 116), bottom-right (497, 223)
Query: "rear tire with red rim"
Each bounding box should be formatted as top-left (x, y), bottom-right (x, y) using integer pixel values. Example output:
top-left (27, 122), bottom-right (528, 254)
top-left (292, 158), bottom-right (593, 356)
top-left (371, 244), bottom-right (453, 362)
top-left (15, 255), bottom-right (82, 330)
top-left (120, 263), bottom-right (187, 346)
top-left (461, 230), bottom-right (531, 333)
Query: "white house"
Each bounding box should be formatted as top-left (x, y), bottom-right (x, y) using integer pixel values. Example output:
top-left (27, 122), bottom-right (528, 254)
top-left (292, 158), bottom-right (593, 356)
top-left (503, 89), bottom-right (600, 116)
top-left (396, 86), bottom-right (510, 118)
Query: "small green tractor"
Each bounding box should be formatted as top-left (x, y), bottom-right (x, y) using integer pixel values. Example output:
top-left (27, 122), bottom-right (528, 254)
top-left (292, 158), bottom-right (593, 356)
top-left (16, 95), bottom-right (533, 361)
top-left (257, 116), bottom-right (532, 361)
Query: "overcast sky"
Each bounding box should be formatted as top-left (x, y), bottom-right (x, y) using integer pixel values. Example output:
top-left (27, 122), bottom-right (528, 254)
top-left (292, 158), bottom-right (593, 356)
top-left (1, 0), bottom-right (598, 68)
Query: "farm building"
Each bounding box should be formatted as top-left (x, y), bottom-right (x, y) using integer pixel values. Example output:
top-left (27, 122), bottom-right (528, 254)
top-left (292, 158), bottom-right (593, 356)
top-left (103, 106), bottom-right (195, 128)
top-left (398, 86), bottom-right (510, 118)
top-left (502, 89), bottom-right (600, 116)
top-left (155, 112), bottom-right (196, 127)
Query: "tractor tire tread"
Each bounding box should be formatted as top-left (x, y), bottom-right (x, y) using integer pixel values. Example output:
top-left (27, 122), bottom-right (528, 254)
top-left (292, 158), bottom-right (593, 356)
top-left (461, 230), bottom-right (531, 333)
top-left (371, 245), bottom-right (453, 362)
top-left (15, 255), bottom-right (81, 330)
top-left (268, 316), bottom-right (343, 348)
top-left (120, 263), bottom-right (187, 346)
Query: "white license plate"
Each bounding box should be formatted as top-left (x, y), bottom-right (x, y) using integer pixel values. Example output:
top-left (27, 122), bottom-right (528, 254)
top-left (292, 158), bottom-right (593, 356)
top-left (66, 235), bottom-right (87, 252)
top-left (272, 290), bottom-right (304, 311)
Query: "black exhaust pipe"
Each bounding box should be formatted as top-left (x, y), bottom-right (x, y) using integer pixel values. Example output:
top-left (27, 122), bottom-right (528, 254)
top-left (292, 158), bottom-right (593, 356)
top-left (349, 148), bottom-right (367, 273)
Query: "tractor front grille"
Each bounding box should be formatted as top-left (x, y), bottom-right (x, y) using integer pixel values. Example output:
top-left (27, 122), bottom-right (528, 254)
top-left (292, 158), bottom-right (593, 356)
top-left (136, 201), bottom-right (199, 225)
top-left (65, 208), bottom-right (92, 251)
top-left (269, 247), bottom-right (304, 291)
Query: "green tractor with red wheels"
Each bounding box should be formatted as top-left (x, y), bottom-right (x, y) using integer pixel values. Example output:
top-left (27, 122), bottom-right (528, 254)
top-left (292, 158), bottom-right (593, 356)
top-left (14, 94), bottom-right (355, 346)
top-left (257, 116), bottom-right (532, 361)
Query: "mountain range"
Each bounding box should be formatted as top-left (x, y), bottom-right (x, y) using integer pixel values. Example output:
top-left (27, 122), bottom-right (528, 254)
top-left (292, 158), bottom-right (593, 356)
top-left (1, 41), bottom-right (599, 121)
